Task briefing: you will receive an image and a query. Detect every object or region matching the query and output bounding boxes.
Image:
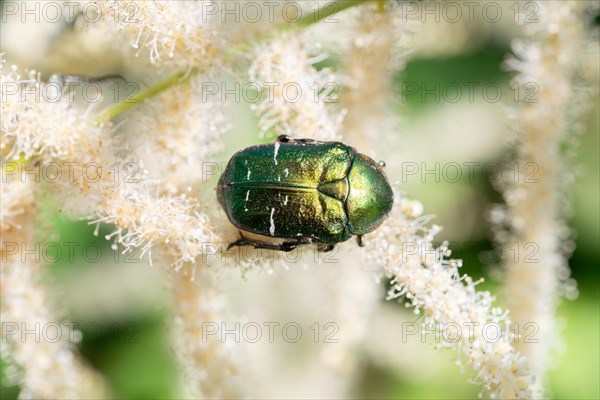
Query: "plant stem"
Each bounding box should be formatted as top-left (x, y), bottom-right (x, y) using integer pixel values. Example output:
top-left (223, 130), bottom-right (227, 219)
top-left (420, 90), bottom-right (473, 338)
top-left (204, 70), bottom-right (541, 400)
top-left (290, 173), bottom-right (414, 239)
top-left (93, 68), bottom-right (198, 125)
top-left (92, 0), bottom-right (369, 123)
top-left (283, 0), bottom-right (369, 31)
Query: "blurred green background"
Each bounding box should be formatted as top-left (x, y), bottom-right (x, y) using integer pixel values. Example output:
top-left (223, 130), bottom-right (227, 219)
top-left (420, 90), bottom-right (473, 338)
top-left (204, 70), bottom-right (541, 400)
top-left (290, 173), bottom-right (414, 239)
top-left (1, 5), bottom-right (599, 400)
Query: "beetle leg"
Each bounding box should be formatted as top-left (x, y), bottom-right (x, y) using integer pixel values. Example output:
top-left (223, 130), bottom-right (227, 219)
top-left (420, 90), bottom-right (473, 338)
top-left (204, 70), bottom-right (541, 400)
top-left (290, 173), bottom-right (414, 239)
top-left (227, 238), bottom-right (281, 251)
top-left (317, 244), bottom-right (336, 252)
top-left (279, 240), bottom-right (304, 252)
top-left (356, 235), bottom-right (364, 247)
top-left (275, 135), bottom-right (318, 145)
top-left (227, 237), bottom-right (313, 252)
top-left (276, 134), bottom-right (292, 143)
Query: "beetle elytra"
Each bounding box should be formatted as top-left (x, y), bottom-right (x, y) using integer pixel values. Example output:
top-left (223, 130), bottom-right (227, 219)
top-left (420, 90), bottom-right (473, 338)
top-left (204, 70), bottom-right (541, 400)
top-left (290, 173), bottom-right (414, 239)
top-left (217, 135), bottom-right (393, 252)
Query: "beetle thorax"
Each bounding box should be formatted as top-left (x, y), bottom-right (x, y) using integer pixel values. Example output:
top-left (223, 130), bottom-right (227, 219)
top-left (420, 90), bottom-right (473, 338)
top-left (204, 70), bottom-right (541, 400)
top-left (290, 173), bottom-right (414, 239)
top-left (346, 154), bottom-right (394, 235)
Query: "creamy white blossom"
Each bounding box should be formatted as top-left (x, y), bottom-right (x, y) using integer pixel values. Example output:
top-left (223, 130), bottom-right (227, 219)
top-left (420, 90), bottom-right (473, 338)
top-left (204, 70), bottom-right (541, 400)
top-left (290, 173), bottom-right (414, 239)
top-left (128, 81), bottom-right (230, 193)
top-left (170, 268), bottom-right (245, 398)
top-left (0, 177), bottom-right (110, 400)
top-left (0, 168), bottom-right (34, 240)
top-left (342, 5), bottom-right (401, 148)
top-left (248, 34), bottom-right (345, 140)
top-left (82, 0), bottom-right (217, 68)
top-left (1, 66), bottom-right (105, 165)
top-left (90, 181), bottom-right (219, 269)
top-left (497, 1), bottom-right (591, 393)
top-left (0, 258), bottom-right (111, 400)
top-left (1, 64), bottom-right (221, 270)
top-left (367, 192), bottom-right (538, 399)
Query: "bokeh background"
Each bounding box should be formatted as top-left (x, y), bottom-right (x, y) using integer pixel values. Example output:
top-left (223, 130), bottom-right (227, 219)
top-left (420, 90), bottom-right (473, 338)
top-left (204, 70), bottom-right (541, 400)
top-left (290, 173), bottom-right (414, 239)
top-left (1, 1), bottom-right (598, 399)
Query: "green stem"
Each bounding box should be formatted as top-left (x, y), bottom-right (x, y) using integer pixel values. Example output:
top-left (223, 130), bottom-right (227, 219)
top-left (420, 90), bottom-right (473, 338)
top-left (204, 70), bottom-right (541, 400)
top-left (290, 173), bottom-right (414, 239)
top-left (284, 0), bottom-right (369, 31)
top-left (93, 68), bottom-right (197, 125)
top-left (93, 0), bottom-right (369, 123)
top-left (230, 0), bottom-right (370, 53)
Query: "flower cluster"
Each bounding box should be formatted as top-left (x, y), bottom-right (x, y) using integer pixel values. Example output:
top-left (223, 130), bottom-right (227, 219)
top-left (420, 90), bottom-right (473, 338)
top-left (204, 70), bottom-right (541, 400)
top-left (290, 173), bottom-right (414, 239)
top-left (170, 269), bottom-right (244, 398)
top-left (90, 181), bottom-right (220, 269)
top-left (367, 193), bottom-right (537, 399)
top-left (0, 173), bottom-right (110, 399)
top-left (342, 6), bottom-right (398, 148)
top-left (496, 1), bottom-right (590, 392)
top-left (1, 63), bottom-right (220, 270)
top-left (127, 81), bottom-right (230, 193)
top-left (248, 34), bottom-right (345, 141)
top-left (1, 66), bottom-right (105, 164)
top-left (83, 0), bottom-right (217, 69)
top-left (1, 61), bottom-right (231, 398)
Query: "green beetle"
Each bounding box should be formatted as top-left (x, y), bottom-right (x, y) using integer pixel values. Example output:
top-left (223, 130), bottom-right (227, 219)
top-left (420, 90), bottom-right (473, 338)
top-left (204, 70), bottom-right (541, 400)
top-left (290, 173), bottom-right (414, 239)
top-left (217, 135), bottom-right (393, 252)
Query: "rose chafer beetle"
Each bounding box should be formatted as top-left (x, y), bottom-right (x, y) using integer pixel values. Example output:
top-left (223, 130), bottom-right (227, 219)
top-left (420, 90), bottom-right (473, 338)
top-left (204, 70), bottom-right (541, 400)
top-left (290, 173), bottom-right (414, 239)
top-left (217, 135), bottom-right (393, 252)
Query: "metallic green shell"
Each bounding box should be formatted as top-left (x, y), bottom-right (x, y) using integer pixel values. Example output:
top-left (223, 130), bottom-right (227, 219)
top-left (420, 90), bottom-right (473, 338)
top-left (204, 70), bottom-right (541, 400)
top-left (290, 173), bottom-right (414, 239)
top-left (218, 140), bottom-right (354, 244)
top-left (217, 138), bottom-right (393, 245)
top-left (346, 154), bottom-right (394, 235)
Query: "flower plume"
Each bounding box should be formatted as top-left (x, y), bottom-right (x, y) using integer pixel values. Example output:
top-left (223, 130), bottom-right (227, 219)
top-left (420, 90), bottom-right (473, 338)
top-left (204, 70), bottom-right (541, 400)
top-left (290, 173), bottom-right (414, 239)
top-left (84, 0), bottom-right (216, 68)
top-left (496, 1), bottom-right (592, 393)
top-left (1, 175), bottom-right (110, 399)
top-left (367, 193), bottom-right (538, 399)
top-left (90, 181), bottom-right (219, 269)
top-left (248, 34), bottom-right (344, 141)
